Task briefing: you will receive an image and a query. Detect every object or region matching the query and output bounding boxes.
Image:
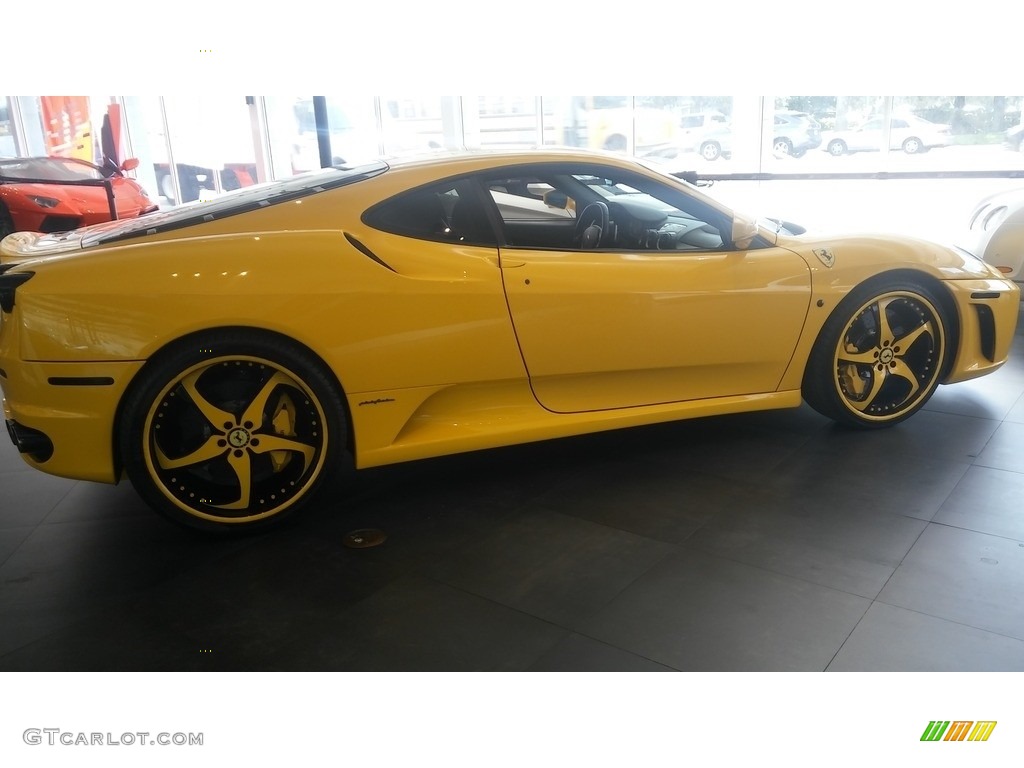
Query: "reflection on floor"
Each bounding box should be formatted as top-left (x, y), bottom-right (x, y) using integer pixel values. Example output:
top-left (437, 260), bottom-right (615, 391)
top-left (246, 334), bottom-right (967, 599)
top-left (3, 307), bottom-right (1024, 671)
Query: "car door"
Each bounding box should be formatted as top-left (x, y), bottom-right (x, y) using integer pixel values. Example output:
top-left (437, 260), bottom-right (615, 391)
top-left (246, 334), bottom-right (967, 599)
top-left (850, 118), bottom-right (885, 152)
top-left (485, 165), bottom-right (813, 414)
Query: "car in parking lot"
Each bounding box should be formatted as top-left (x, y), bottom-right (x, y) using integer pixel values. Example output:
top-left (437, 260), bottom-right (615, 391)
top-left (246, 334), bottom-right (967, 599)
top-left (823, 115), bottom-right (952, 156)
top-left (1005, 123), bottom-right (1024, 152)
top-left (772, 110), bottom-right (822, 157)
top-left (0, 148), bottom-right (1018, 533)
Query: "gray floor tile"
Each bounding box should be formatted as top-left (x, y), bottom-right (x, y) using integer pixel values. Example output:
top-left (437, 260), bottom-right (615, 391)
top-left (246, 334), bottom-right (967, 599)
top-left (973, 421), bottom-right (1024, 474)
top-left (424, 510), bottom-right (675, 627)
top-left (576, 550), bottom-right (870, 671)
top-left (529, 633), bottom-right (675, 671)
top-left (269, 576), bottom-right (567, 671)
top-left (685, 500), bottom-right (927, 597)
top-left (536, 464), bottom-right (744, 544)
top-left (829, 602), bottom-right (1024, 671)
top-left (934, 465), bottom-right (1024, 539)
top-left (0, 472), bottom-right (77, 528)
top-left (763, 444), bottom-right (969, 522)
top-left (878, 524), bottom-right (1024, 639)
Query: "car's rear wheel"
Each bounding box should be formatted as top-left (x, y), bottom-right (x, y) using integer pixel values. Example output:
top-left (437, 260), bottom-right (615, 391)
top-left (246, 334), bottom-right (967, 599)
top-left (902, 137), bottom-right (923, 154)
top-left (120, 330), bottom-right (346, 533)
top-left (700, 141), bottom-right (722, 161)
top-left (802, 280), bottom-right (949, 428)
top-left (827, 139), bottom-right (847, 156)
top-left (773, 138), bottom-right (793, 156)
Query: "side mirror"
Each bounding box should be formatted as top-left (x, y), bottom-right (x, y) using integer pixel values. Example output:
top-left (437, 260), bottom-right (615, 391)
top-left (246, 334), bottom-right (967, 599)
top-left (120, 158), bottom-right (140, 172)
top-left (543, 190), bottom-right (569, 209)
top-left (731, 215), bottom-right (758, 250)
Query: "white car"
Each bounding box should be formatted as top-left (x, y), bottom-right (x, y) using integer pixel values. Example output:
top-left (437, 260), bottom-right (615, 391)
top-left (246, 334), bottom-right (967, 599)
top-left (959, 188), bottom-right (1024, 284)
top-left (823, 116), bottom-right (952, 156)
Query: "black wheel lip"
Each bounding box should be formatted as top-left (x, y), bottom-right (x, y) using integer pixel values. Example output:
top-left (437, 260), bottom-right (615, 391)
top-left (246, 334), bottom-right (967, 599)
top-left (141, 354), bottom-right (330, 525)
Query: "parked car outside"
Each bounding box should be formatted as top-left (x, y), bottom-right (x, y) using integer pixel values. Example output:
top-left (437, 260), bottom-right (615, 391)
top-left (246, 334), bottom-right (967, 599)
top-left (1004, 123), bottom-right (1024, 152)
top-left (959, 187), bottom-right (1024, 284)
top-left (0, 148), bottom-right (1017, 533)
top-left (678, 110), bottom-right (731, 159)
top-left (772, 110), bottom-right (822, 157)
top-left (823, 115), bottom-right (952, 156)
top-left (0, 156), bottom-right (157, 239)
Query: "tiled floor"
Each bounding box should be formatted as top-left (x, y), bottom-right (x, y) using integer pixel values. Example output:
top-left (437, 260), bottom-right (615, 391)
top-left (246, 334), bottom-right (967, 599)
top-left (2, 305), bottom-right (1024, 671)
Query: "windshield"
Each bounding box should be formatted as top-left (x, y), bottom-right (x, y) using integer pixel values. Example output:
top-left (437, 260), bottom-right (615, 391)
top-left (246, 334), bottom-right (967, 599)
top-left (0, 157), bottom-right (103, 182)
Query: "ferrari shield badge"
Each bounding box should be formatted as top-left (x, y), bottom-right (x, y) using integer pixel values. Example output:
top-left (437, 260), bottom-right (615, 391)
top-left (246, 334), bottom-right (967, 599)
top-left (813, 248), bottom-right (835, 268)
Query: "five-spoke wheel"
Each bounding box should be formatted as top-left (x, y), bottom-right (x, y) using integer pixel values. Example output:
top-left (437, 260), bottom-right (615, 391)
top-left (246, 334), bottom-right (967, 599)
top-left (803, 281), bottom-right (950, 428)
top-left (120, 331), bottom-right (345, 532)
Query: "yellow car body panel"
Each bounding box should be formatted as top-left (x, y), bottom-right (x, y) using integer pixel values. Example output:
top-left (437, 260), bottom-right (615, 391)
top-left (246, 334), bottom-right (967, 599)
top-left (0, 149), bottom-right (1019, 521)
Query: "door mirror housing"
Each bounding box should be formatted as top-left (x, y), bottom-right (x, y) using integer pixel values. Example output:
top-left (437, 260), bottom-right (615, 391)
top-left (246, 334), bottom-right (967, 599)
top-left (731, 214), bottom-right (759, 250)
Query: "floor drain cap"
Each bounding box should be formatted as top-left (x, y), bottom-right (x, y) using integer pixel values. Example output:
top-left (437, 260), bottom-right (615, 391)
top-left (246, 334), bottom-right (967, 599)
top-left (343, 529), bottom-right (387, 548)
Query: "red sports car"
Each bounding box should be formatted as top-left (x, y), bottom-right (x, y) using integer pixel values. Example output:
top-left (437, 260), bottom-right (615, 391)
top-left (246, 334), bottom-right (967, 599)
top-left (0, 156), bottom-right (158, 238)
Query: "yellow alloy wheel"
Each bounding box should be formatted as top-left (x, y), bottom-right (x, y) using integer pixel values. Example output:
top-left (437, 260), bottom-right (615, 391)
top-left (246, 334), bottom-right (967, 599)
top-left (120, 331), bottom-right (344, 532)
top-left (804, 280), bottom-right (949, 428)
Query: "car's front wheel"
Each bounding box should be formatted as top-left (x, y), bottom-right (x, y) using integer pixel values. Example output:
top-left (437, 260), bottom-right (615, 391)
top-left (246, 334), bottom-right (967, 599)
top-left (802, 280), bottom-right (950, 428)
top-left (827, 139), bottom-right (847, 156)
top-left (120, 330), bottom-right (347, 533)
top-left (699, 141), bottom-right (722, 161)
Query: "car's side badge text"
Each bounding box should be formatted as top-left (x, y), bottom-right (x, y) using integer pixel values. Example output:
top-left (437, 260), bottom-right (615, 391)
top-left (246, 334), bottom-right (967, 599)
top-left (359, 398), bottom-right (396, 406)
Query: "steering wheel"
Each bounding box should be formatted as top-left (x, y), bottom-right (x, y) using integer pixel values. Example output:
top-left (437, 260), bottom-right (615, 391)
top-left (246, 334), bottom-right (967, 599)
top-left (574, 201), bottom-right (610, 249)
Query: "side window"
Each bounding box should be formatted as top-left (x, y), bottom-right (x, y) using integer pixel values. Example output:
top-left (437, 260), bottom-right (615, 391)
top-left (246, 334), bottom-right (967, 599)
top-left (363, 179), bottom-right (497, 245)
top-left (480, 164), bottom-right (729, 252)
top-left (484, 174), bottom-right (578, 249)
top-left (571, 172), bottom-right (727, 251)
top-left (487, 177), bottom-right (577, 222)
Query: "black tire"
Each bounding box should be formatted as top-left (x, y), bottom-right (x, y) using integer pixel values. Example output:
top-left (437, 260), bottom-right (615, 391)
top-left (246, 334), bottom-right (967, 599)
top-left (119, 329), bottom-right (346, 533)
top-left (773, 137), bottom-right (793, 155)
top-left (802, 279), bottom-right (950, 429)
top-left (0, 202), bottom-right (14, 240)
top-left (902, 137), bottom-right (923, 154)
top-left (827, 140), bottom-right (847, 157)
top-left (699, 141), bottom-right (722, 161)
top-left (603, 134), bottom-right (627, 152)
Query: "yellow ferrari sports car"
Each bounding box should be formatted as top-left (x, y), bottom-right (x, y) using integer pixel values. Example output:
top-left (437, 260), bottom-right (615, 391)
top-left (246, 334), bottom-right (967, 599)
top-left (0, 149), bottom-right (1019, 532)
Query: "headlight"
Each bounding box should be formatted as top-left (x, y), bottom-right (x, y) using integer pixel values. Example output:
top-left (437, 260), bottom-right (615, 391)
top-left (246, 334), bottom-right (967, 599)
top-left (27, 195), bottom-right (60, 209)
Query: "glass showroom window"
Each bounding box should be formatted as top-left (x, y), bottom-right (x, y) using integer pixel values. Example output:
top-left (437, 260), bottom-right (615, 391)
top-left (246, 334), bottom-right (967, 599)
top-left (143, 96), bottom-right (258, 206)
top-left (379, 96), bottom-right (451, 154)
top-left (463, 96), bottom-right (543, 149)
top-left (1, 98), bottom-right (16, 156)
top-left (634, 96), bottom-right (736, 172)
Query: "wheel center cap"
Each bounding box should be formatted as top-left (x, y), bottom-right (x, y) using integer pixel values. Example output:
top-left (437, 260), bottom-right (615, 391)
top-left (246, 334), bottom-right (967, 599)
top-left (227, 428), bottom-right (250, 448)
top-left (879, 348), bottom-right (895, 364)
